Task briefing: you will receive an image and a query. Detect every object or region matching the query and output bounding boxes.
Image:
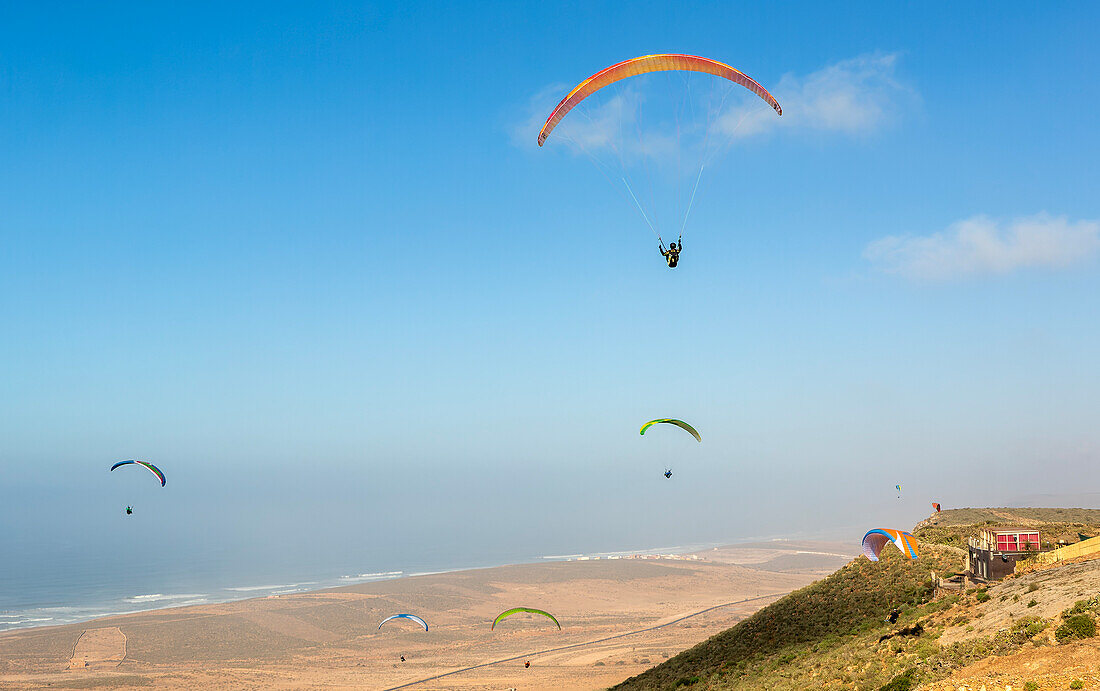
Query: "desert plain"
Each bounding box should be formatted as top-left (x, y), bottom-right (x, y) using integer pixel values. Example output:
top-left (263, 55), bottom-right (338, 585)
top-left (0, 540), bottom-right (854, 690)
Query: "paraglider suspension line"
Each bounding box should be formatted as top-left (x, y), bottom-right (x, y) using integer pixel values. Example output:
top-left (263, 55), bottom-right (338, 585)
top-left (623, 177), bottom-right (662, 243)
top-left (678, 164), bottom-right (704, 238)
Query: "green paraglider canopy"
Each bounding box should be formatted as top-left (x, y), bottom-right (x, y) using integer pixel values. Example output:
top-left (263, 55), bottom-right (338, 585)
top-left (639, 419), bottom-right (701, 442)
top-left (491, 607), bottom-right (561, 631)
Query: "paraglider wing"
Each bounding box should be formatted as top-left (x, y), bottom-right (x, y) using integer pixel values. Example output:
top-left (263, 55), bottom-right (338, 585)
top-left (378, 614), bottom-right (428, 632)
top-left (932, 502), bottom-right (941, 513)
top-left (639, 419), bottom-right (701, 442)
top-left (538, 54), bottom-right (781, 146)
top-left (110, 460), bottom-right (166, 487)
top-left (861, 529), bottom-right (919, 562)
top-left (491, 607), bottom-right (561, 631)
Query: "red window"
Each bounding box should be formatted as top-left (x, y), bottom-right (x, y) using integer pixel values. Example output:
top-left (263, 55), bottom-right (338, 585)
top-left (995, 531), bottom-right (1040, 551)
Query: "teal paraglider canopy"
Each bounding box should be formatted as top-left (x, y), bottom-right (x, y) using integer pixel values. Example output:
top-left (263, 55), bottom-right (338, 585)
top-left (110, 460), bottom-right (165, 486)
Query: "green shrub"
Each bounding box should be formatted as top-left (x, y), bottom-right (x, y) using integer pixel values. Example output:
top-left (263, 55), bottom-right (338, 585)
top-left (1055, 614), bottom-right (1096, 642)
top-left (975, 589), bottom-right (990, 603)
top-left (1024, 683), bottom-right (1038, 691)
top-left (1010, 616), bottom-right (1047, 642)
top-left (1065, 601), bottom-right (1087, 616)
top-left (878, 668), bottom-right (915, 691)
top-left (1028, 600), bottom-right (1038, 608)
top-left (1027, 582), bottom-right (1040, 593)
top-left (1070, 680), bottom-right (1084, 690)
top-left (1063, 597), bottom-right (1100, 617)
top-left (1011, 616), bottom-right (1042, 632)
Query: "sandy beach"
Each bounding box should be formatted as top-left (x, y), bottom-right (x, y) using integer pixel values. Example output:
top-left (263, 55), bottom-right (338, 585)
top-left (0, 540), bottom-right (853, 690)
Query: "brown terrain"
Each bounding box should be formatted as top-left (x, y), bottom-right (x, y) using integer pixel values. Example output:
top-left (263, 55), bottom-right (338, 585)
top-left (0, 541), bottom-right (853, 690)
top-left (923, 639), bottom-right (1100, 691)
top-left (924, 557), bottom-right (1100, 691)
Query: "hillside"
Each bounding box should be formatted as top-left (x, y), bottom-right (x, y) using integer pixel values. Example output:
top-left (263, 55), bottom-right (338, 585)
top-left (615, 509), bottom-right (1100, 690)
top-left (912, 508), bottom-right (1100, 551)
top-left (915, 507), bottom-right (1100, 529)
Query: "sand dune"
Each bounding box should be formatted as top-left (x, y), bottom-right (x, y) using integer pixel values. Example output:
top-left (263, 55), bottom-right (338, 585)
top-left (0, 543), bottom-right (854, 689)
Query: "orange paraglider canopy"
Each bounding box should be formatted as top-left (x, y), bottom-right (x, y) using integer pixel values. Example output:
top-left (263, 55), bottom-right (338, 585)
top-left (538, 54), bottom-right (781, 146)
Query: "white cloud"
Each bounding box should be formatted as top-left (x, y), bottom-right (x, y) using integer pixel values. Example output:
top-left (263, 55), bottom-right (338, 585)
top-left (509, 82), bottom-right (573, 150)
top-left (718, 52), bottom-right (911, 139)
top-left (511, 82), bottom-right (676, 162)
top-left (864, 213), bottom-right (1100, 281)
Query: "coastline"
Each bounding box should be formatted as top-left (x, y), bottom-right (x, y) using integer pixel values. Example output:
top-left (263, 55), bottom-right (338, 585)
top-left (0, 541), bottom-right (726, 635)
top-left (0, 539), bottom-right (855, 689)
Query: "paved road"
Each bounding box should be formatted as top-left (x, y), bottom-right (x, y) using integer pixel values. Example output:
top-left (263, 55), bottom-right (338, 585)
top-left (383, 592), bottom-right (782, 690)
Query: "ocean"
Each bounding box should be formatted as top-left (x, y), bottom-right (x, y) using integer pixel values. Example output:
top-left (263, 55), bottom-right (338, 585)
top-left (1, 475), bottom-right (734, 632)
top-left (1, 537), bottom-right (719, 633)
top-left (2, 450), bottom-right (844, 634)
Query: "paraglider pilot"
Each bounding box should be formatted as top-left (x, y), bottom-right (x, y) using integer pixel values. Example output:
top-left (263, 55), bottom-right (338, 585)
top-left (660, 236), bottom-right (682, 268)
top-left (125, 506), bottom-right (133, 515)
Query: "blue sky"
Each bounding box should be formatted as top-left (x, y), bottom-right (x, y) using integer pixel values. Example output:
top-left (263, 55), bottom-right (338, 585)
top-left (2, 2), bottom-right (1099, 579)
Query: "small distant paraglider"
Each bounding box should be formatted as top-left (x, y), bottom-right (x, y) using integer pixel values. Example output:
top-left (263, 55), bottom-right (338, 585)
top-left (491, 607), bottom-right (561, 631)
top-left (640, 419), bottom-right (700, 478)
top-left (378, 614), bottom-right (426, 666)
top-left (895, 484), bottom-right (902, 499)
top-left (111, 460), bottom-right (164, 515)
top-left (861, 529), bottom-right (919, 562)
top-left (932, 502), bottom-right (941, 513)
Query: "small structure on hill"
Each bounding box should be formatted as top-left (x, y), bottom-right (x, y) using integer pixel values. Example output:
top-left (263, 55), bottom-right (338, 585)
top-left (966, 526), bottom-right (1043, 580)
